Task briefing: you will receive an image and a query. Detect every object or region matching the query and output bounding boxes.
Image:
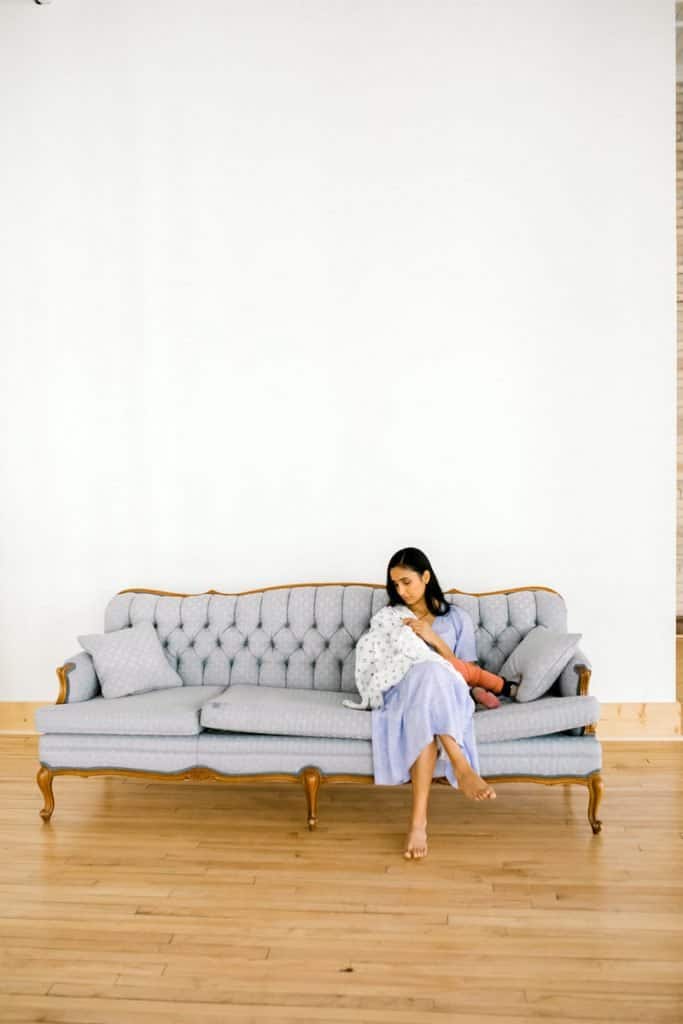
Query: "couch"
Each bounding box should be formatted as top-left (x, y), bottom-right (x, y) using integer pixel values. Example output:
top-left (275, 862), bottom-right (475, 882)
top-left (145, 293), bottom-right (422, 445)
top-left (35, 582), bottom-right (604, 833)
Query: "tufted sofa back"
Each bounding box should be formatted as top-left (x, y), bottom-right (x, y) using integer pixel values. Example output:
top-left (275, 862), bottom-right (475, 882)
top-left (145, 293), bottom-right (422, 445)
top-left (103, 584), bottom-right (568, 694)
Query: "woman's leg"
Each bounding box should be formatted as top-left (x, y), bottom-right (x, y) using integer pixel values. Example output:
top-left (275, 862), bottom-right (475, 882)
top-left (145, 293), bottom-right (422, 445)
top-left (404, 738), bottom-right (439, 859)
top-left (437, 733), bottom-right (496, 801)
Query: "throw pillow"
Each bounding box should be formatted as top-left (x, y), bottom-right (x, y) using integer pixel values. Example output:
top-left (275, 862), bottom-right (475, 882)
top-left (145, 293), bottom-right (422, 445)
top-left (498, 626), bottom-right (582, 703)
top-left (77, 620), bottom-right (183, 700)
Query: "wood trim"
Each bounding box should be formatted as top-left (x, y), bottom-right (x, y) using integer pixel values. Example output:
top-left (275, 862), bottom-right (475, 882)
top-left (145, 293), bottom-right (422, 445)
top-left (8, 700), bottom-right (680, 738)
top-left (55, 663), bottom-right (71, 705)
top-left (34, 763), bottom-right (605, 834)
top-left (116, 581), bottom-right (564, 598)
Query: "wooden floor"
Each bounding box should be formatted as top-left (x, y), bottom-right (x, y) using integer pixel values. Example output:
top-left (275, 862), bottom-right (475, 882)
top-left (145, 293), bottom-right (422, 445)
top-left (1, 737), bottom-right (682, 1024)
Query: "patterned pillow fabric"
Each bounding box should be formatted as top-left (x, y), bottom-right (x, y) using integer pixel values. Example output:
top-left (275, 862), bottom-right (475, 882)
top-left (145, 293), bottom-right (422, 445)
top-left (77, 620), bottom-right (183, 700)
top-left (498, 626), bottom-right (582, 703)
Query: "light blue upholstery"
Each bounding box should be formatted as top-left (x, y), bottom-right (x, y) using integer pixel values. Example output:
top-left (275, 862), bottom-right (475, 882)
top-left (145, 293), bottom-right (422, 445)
top-left (498, 627), bottom-right (582, 702)
top-left (61, 651), bottom-right (100, 703)
top-left (102, 585), bottom-right (577, 690)
top-left (200, 685), bottom-right (373, 740)
top-left (39, 733), bottom-right (201, 772)
top-left (37, 731), bottom-right (601, 780)
top-left (200, 683), bottom-right (601, 744)
top-left (35, 685), bottom-right (226, 736)
top-left (77, 620), bottom-right (183, 699)
top-left (478, 734), bottom-right (601, 778)
top-left (473, 695), bottom-right (600, 742)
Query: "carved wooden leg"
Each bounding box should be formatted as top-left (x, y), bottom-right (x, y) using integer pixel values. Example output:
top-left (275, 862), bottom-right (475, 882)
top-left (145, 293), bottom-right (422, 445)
top-left (37, 766), bottom-right (55, 822)
top-left (587, 772), bottom-right (604, 834)
top-left (301, 766), bottom-right (321, 830)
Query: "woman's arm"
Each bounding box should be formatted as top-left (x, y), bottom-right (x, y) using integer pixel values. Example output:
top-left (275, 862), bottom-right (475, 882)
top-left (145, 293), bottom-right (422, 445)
top-left (430, 636), bottom-right (460, 663)
top-left (431, 637), bottom-right (475, 673)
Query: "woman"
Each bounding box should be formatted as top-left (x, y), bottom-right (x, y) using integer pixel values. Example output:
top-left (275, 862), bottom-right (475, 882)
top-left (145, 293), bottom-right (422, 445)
top-left (371, 547), bottom-right (516, 861)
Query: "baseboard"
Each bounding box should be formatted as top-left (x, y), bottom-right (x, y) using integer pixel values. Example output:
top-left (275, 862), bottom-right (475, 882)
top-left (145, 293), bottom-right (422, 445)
top-left (1, 702), bottom-right (50, 733)
top-left (595, 702), bottom-right (681, 740)
top-left (2, 700), bottom-right (681, 740)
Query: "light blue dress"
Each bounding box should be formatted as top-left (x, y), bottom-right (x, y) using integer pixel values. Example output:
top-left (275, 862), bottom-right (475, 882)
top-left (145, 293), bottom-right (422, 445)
top-left (371, 605), bottom-right (480, 788)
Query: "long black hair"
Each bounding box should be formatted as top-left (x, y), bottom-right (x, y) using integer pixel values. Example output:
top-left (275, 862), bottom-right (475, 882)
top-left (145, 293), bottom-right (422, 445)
top-left (385, 547), bottom-right (451, 617)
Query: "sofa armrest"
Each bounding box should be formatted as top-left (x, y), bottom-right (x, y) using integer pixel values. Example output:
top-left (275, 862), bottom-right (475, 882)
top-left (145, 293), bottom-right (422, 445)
top-left (557, 648), bottom-right (598, 736)
top-left (557, 648), bottom-right (593, 698)
top-left (55, 651), bottom-right (100, 704)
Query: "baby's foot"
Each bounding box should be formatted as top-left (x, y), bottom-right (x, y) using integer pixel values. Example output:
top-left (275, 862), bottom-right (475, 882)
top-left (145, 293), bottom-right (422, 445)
top-left (404, 822), bottom-right (428, 859)
top-left (455, 764), bottom-right (497, 801)
top-left (470, 686), bottom-right (501, 709)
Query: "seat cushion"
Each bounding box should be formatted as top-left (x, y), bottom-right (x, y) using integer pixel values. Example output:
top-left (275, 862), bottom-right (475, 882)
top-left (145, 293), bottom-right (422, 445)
top-left (200, 685), bottom-right (373, 740)
top-left (35, 685), bottom-right (226, 736)
top-left (199, 684), bottom-right (600, 744)
top-left (473, 695), bottom-right (601, 742)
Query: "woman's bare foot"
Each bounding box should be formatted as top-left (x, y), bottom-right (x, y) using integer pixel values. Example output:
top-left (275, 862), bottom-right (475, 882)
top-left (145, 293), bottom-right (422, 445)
top-left (404, 822), bottom-right (428, 859)
top-left (455, 763), bottom-right (497, 801)
top-left (470, 686), bottom-right (501, 709)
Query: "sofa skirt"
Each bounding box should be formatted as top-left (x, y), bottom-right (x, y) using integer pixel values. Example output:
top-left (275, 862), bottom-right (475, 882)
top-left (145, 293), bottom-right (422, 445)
top-left (38, 731), bottom-right (602, 780)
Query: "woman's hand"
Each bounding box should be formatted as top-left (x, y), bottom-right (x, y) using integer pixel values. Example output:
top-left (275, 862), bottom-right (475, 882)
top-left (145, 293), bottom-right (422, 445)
top-left (402, 617), bottom-right (439, 649)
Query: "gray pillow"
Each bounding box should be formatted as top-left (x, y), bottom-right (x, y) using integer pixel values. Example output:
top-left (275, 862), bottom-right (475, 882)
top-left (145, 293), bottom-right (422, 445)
top-left (77, 620), bottom-right (183, 700)
top-left (498, 626), bottom-right (582, 702)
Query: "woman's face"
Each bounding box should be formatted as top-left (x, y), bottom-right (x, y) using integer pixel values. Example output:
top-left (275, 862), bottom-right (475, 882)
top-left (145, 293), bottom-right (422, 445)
top-left (390, 566), bottom-right (429, 605)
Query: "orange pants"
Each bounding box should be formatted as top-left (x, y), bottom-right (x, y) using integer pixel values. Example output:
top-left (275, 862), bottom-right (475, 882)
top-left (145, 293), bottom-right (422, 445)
top-left (442, 652), bottom-right (504, 693)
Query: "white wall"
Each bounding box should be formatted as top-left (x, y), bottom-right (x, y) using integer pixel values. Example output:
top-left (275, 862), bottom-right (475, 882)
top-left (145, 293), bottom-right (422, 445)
top-left (0, 0), bottom-right (675, 703)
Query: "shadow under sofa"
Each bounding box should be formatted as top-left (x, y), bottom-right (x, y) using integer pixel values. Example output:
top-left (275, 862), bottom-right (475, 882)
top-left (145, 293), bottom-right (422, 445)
top-left (35, 582), bottom-right (604, 834)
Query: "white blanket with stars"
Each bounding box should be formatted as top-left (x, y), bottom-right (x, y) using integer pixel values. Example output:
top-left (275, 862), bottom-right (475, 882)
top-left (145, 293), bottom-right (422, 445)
top-left (342, 605), bottom-right (462, 711)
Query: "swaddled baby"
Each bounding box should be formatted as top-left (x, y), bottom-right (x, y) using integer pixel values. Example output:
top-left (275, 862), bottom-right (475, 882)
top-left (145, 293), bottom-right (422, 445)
top-left (342, 606), bottom-right (462, 711)
top-left (343, 605), bottom-right (518, 711)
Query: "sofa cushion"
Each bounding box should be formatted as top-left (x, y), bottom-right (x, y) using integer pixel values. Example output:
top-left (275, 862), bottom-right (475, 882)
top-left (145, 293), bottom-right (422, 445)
top-left (77, 620), bottom-right (183, 699)
top-left (473, 694), bottom-right (600, 742)
top-left (498, 626), bottom-right (582, 702)
top-left (35, 685), bottom-right (226, 736)
top-left (200, 685), bottom-right (372, 740)
top-left (199, 684), bottom-right (600, 744)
